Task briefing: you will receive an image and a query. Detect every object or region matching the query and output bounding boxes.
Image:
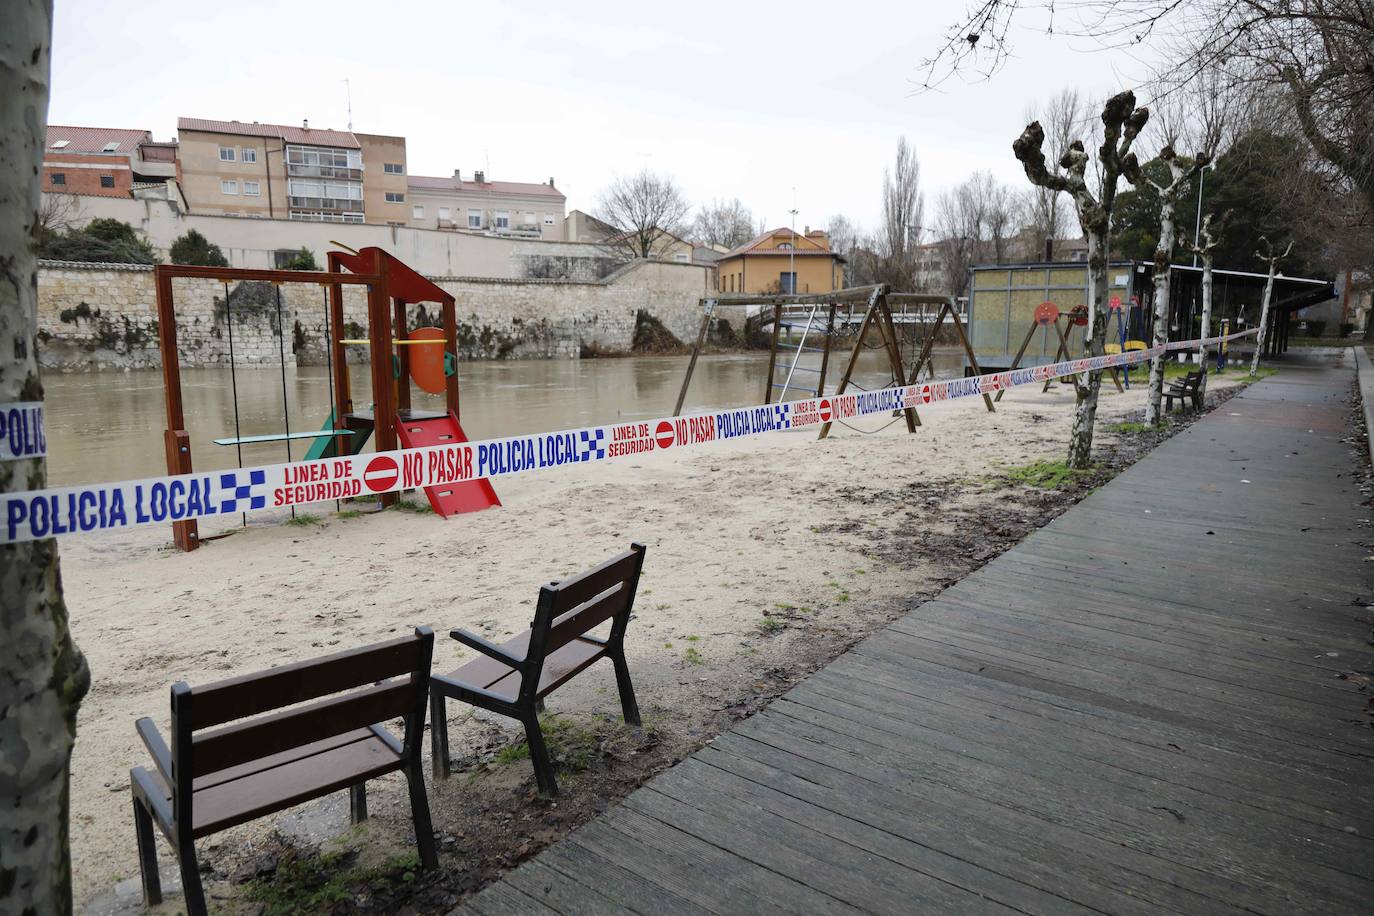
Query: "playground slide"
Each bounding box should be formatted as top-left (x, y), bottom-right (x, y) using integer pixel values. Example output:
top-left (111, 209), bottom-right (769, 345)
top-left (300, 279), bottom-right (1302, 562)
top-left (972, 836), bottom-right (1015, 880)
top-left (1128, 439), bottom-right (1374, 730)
top-left (303, 411), bottom-right (375, 461)
top-left (394, 411), bottom-right (501, 517)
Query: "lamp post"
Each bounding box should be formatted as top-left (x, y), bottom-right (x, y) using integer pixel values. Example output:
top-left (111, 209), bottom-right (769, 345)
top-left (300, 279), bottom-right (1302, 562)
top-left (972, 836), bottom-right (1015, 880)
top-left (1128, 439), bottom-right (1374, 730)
top-left (789, 191), bottom-right (798, 295)
top-left (1191, 164), bottom-right (1210, 268)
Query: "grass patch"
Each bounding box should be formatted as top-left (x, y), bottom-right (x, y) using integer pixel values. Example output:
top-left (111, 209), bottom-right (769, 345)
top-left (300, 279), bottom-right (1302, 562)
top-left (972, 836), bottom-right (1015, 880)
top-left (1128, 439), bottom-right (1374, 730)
top-left (1004, 460), bottom-right (1091, 490)
top-left (774, 602), bottom-right (797, 612)
top-left (494, 715), bottom-right (604, 773)
top-left (837, 592), bottom-right (851, 603)
top-left (245, 849), bottom-right (420, 915)
top-left (286, 513), bottom-right (320, 527)
top-left (391, 500), bottom-right (433, 514)
top-left (1110, 421), bottom-right (1150, 434)
top-left (683, 646), bottom-right (705, 665)
top-left (335, 509), bottom-right (365, 520)
top-left (683, 634), bottom-right (700, 642)
top-left (758, 615), bottom-right (786, 634)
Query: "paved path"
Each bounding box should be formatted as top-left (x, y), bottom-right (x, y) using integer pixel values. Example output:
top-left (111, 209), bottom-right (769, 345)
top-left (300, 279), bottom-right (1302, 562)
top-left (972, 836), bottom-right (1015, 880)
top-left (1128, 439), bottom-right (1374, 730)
top-left (455, 354), bottom-right (1374, 915)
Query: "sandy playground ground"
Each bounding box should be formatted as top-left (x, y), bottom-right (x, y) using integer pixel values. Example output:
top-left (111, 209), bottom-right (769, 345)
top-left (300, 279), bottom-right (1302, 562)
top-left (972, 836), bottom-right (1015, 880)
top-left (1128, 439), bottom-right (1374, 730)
top-left (59, 371), bottom-right (1248, 912)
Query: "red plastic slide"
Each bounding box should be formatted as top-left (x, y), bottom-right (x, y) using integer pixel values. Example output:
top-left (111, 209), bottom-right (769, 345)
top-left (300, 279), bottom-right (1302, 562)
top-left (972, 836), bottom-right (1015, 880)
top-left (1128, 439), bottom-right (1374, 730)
top-left (394, 411), bottom-right (501, 517)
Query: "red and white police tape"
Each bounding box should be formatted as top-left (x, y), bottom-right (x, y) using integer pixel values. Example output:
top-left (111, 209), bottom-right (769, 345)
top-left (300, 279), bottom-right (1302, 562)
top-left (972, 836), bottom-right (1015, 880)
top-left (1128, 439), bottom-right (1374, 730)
top-left (0, 328), bottom-right (1257, 544)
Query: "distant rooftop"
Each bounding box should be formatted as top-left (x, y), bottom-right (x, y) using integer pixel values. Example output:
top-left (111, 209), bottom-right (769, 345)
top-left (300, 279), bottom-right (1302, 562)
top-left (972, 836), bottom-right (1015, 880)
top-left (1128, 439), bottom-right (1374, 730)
top-left (45, 125), bottom-right (152, 155)
top-left (408, 174), bottom-right (564, 199)
top-left (178, 117), bottom-right (360, 148)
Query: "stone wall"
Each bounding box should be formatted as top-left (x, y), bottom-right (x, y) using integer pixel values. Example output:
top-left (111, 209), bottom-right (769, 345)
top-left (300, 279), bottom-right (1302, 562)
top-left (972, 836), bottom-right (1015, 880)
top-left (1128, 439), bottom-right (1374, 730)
top-left (35, 259), bottom-right (712, 370)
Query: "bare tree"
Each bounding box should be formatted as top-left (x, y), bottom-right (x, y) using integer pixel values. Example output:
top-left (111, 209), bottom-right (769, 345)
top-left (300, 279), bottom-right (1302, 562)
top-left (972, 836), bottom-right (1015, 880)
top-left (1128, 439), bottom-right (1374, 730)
top-left (36, 190), bottom-right (79, 242)
top-left (693, 198), bottom-right (758, 249)
top-left (933, 181), bottom-right (984, 298)
top-left (1143, 143), bottom-right (1211, 426)
top-left (1187, 212), bottom-right (1226, 394)
top-left (595, 169), bottom-right (691, 260)
top-left (875, 137), bottom-right (924, 289)
top-left (1252, 235), bottom-right (1294, 376)
top-left (1022, 88), bottom-right (1085, 259)
top-left (1014, 90), bottom-right (1149, 469)
top-left (1, 4), bottom-right (92, 913)
top-left (973, 171), bottom-right (1017, 263)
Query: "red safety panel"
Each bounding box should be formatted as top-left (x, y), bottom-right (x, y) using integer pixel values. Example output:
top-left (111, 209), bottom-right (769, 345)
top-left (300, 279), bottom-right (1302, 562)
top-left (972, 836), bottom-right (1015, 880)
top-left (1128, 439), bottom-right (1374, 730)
top-left (394, 411), bottom-right (501, 517)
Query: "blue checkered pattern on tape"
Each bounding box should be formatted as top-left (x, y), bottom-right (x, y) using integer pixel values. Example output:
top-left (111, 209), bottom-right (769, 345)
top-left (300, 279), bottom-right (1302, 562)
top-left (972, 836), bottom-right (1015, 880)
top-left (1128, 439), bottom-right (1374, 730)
top-left (219, 469), bottom-right (267, 513)
top-left (772, 403), bottom-right (790, 428)
top-left (578, 428), bottom-right (607, 461)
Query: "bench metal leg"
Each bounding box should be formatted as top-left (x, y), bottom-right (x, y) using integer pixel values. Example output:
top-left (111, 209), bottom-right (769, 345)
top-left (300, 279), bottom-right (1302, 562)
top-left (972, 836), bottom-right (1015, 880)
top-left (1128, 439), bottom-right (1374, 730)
top-left (522, 714), bottom-right (559, 796)
top-left (177, 838), bottom-right (208, 916)
top-left (612, 653), bottom-right (641, 727)
top-left (132, 796), bottom-right (162, 906)
top-left (404, 761), bottom-right (439, 869)
top-left (349, 783), bottom-right (368, 823)
top-left (429, 690), bottom-right (450, 780)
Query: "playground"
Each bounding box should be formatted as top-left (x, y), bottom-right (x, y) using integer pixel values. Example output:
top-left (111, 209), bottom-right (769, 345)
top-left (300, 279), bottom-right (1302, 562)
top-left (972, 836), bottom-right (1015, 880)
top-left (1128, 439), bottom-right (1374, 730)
top-left (61, 363), bottom-right (1253, 909)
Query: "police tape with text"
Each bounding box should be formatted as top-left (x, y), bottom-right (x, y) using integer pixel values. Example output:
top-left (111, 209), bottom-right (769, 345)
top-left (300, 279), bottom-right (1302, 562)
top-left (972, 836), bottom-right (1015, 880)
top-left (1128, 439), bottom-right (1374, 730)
top-left (0, 328), bottom-right (1257, 544)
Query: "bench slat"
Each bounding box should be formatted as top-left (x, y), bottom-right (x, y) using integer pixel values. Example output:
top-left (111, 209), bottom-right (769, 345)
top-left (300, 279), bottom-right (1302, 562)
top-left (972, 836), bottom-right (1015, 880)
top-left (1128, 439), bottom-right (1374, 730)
top-left (191, 679), bottom-right (414, 777)
top-left (551, 550), bottom-right (641, 611)
top-left (484, 638), bottom-right (606, 702)
top-left (191, 633), bottom-right (428, 729)
top-left (546, 584), bottom-right (628, 653)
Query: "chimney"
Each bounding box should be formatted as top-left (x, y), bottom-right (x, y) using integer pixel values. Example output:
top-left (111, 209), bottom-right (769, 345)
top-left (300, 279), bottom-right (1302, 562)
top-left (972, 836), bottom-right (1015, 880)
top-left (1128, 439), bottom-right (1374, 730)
top-left (804, 225), bottom-right (810, 235)
top-left (453, 168), bottom-right (461, 179)
top-left (474, 170), bottom-right (485, 184)
top-left (302, 118), bottom-right (309, 130)
top-left (548, 177), bottom-right (555, 187)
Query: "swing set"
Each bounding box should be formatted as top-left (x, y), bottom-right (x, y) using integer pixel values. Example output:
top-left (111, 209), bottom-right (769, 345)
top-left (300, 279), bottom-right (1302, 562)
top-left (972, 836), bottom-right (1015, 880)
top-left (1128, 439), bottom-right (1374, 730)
top-left (154, 246), bottom-right (499, 552)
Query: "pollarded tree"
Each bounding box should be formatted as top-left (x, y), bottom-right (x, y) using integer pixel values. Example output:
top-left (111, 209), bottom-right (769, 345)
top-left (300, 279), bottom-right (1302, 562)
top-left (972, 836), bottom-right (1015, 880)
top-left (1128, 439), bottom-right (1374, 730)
top-left (1186, 211), bottom-right (1226, 394)
top-left (1, 3), bottom-right (92, 913)
top-left (1251, 235), bottom-right (1294, 377)
top-left (1013, 90), bottom-right (1148, 469)
top-left (1143, 144), bottom-right (1210, 426)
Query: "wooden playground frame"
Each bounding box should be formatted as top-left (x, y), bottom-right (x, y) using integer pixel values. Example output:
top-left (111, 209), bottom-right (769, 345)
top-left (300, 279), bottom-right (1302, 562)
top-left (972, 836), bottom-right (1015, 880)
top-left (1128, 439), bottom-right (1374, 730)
top-left (155, 248), bottom-right (460, 551)
top-left (673, 284), bottom-right (992, 437)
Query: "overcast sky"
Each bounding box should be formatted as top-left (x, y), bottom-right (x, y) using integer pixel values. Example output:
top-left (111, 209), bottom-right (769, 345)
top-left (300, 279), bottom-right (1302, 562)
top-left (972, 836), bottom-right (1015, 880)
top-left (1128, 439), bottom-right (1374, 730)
top-left (50, 0), bottom-right (1160, 236)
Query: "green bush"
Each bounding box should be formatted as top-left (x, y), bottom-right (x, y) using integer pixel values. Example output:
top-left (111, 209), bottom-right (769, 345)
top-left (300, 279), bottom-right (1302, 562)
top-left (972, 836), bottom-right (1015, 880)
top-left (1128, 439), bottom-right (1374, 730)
top-left (169, 229), bottom-right (228, 266)
top-left (1306, 320), bottom-right (1327, 338)
top-left (38, 218), bottom-right (157, 264)
top-left (281, 247), bottom-right (319, 271)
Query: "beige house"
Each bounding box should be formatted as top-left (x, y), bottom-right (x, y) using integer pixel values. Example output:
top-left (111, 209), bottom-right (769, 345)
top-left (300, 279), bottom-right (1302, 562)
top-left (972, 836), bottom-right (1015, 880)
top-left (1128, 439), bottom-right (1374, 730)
top-left (176, 117), bottom-right (409, 226)
top-left (407, 171), bottom-right (566, 240)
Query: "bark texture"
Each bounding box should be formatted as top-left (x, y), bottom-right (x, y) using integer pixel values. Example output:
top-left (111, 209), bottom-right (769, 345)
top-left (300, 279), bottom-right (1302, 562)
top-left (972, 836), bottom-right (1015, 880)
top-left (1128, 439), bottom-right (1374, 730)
top-left (1, 4), bottom-right (91, 914)
top-left (1250, 238), bottom-right (1292, 377)
top-left (1014, 90), bottom-right (1148, 469)
top-left (1188, 214), bottom-right (1221, 395)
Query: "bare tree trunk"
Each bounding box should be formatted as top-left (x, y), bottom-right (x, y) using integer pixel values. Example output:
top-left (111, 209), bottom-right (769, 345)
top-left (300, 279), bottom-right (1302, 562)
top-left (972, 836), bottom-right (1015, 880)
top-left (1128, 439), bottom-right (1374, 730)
top-left (1144, 197), bottom-right (1176, 425)
top-left (1, 5), bottom-right (91, 914)
top-left (1251, 259), bottom-right (1278, 377)
top-left (1196, 253), bottom-right (1214, 394)
top-left (1068, 232), bottom-right (1110, 468)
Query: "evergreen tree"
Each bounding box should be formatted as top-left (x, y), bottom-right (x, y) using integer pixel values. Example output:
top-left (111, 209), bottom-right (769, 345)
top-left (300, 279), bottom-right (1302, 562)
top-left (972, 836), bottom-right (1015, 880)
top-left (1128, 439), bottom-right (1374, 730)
top-left (169, 229), bottom-right (228, 267)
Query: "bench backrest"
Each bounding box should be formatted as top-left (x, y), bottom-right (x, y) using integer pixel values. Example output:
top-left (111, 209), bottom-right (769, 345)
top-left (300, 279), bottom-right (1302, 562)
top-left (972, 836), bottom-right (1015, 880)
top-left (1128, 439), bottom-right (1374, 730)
top-left (522, 543), bottom-right (646, 702)
top-left (168, 627), bottom-right (433, 825)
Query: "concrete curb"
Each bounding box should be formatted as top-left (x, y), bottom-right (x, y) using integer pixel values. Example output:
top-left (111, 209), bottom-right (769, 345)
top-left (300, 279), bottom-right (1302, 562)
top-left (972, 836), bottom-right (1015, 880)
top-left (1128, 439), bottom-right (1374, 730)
top-left (1353, 348), bottom-right (1374, 460)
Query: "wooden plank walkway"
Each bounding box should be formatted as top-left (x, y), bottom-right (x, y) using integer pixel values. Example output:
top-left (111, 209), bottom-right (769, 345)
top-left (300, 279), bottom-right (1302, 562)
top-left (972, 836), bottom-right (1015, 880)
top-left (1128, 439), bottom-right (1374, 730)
top-left (454, 354), bottom-right (1374, 915)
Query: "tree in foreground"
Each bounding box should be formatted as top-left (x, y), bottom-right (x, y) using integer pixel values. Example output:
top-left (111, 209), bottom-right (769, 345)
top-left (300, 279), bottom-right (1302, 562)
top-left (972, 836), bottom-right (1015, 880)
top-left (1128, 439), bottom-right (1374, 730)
top-left (595, 170), bottom-right (691, 261)
top-left (170, 228), bottom-right (228, 267)
top-left (1, 3), bottom-right (92, 912)
top-left (1014, 91), bottom-right (1148, 469)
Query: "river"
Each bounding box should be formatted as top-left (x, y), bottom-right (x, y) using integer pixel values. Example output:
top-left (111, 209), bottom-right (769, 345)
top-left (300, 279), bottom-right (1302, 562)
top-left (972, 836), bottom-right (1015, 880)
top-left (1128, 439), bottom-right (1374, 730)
top-left (40, 350), bottom-right (965, 487)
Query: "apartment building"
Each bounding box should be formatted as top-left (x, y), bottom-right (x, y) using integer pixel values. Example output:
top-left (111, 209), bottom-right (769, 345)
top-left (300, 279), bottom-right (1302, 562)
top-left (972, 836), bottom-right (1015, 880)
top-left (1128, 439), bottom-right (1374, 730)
top-left (176, 118), bottom-right (409, 225)
top-left (407, 171), bottom-right (566, 240)
top-left (42, 126), bottom-right (178, 198)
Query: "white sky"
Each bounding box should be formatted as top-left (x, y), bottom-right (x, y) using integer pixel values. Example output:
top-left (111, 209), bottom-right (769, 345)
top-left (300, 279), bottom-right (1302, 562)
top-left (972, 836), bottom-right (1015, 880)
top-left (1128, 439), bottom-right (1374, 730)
top-left (50, 0), bottom-right (1159, 236)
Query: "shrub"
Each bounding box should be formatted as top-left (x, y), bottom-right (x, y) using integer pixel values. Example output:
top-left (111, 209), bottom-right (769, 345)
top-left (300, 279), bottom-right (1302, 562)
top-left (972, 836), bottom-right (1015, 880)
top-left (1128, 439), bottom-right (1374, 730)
top-left (169, 229), bottom-right (228, 266)
top-left (1306, 320), bottom-right (1327, 337)
top-left (281, 247), bottom-right (319, 271)
top-left (38, 218), bottom-right (157, 264)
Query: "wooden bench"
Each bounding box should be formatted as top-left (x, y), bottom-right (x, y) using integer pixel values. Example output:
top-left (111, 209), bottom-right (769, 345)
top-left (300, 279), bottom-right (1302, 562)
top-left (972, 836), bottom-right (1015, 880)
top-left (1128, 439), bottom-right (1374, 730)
top-left (430, 543), bottom-right (646, 796)
top-left (129, 628), bottom-right (437, 915)
top-left (1165, 368), bottom-right (1207, 412)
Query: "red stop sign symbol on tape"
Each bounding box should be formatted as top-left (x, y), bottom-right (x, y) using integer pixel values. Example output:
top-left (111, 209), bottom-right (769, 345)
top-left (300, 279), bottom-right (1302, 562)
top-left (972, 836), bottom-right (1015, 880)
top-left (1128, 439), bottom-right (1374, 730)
top-left (363, 455), bottom-right (399, 493)
top-left (921, 384), bottom-right (932, 403)
top-left (818, 399), bottom-right (832, 422)
top-left (654, 420), bottom-right (675, 449)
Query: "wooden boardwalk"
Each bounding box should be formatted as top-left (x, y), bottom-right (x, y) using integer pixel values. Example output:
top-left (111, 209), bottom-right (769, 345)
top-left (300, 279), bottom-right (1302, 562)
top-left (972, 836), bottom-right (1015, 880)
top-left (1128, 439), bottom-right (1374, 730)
top-left (455, 355), bottom-right (1374, 915)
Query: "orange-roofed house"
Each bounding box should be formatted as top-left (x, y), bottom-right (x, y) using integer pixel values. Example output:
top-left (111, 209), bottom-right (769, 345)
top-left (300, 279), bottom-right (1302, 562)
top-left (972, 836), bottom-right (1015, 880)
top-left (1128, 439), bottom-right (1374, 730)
top-left (716, 228), bottom-right (844, 295)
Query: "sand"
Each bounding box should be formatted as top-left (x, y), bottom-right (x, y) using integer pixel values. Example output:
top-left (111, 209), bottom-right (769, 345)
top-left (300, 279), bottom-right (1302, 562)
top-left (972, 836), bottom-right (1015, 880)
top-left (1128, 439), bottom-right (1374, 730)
top-left (58, 373), bottom-right (1244, 909)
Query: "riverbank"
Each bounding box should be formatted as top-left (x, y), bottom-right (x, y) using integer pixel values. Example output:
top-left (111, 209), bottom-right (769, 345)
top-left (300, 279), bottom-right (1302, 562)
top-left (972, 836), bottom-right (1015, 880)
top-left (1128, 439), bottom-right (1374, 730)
top-left (67, 370), bottom-right (1251, 913)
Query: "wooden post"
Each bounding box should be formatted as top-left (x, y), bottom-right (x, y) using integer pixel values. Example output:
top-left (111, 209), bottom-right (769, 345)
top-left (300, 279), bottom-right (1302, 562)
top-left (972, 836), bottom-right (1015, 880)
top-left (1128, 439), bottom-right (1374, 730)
top-left (874, 292), bottom-right (919, 430)
top-left (945, 305), bottom-right (996, 413)
top-left (818, 287), bottom-right (883, 440)
top-left (1042, 319), bottom-right (1072, 393)
top-left (674, 300), bottom-right (714, 416)
top-left (442, 296), bottom-right (460, 419)
top-left (367, 255), bottom-right (398, 507)
top-left (763, 303), bottom-right (783, 404)
top-left (815, 303), bottom-right (837, 397)
top-left (155, 268), bottom-right (198, 551)
top-left (327, 254), bottom-right (352, 460)
top-left (995, 320), bottom-right (1041, 404)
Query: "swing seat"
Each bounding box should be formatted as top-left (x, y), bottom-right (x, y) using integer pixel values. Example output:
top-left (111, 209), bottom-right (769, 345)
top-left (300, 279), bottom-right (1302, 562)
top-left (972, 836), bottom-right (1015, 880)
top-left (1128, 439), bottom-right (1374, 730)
top-left (213, 429), bottom-right (354, 447)
top-left (1124, 340), bottom-right (1148, 351)
top-left (1104, 343), bottom-right (1122, 354)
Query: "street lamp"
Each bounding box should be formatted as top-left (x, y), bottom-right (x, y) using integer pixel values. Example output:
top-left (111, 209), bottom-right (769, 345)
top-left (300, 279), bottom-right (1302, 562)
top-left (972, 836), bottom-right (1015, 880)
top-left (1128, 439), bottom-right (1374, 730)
top-left (1192, 164), bottom-right (1212, 268)
top-left (788, 199), bottom-right (799, 295)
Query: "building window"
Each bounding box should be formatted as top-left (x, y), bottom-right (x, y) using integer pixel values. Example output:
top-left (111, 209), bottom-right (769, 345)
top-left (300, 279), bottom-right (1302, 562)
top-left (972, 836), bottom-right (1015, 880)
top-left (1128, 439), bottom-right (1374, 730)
top-left (522, 211), bottom-right (536, 227)
top-left (383, 163), bottom-right (404, 174)
top-left (102, 141), bottom-right (120, 152)
top-left (780, 272), bottom-right (796, 294)
top-left (100, 175), bottom-right (115, 188)
top-left (50, 139), bottom-right (70, 149)
top-left (674, 253), bottom-right (689, 262)
top-left (219, 147), bottom-right (236, 162)
top-left (494, 210), bottom-right (510, 229)
top-left (221, 179), bottom-right (239, 195)
top-left (243, 180), bottom-right (261, 196)
top-left (543, 214), bottom-right (555, 225)
top-left (468, 209), bottom-right (482, 228)
top-left (385, 191), bottom-right (404, 203)
top-left (439, 207), bottom-right (451, 221)
top-left (50, 173), bottom-right (66, 186)
top-left (242, 147), bottom-right (257, 163)
top-left (413, 205), bottom-right (424, 219)
top-left (778, 242), bottom-right (792, 250)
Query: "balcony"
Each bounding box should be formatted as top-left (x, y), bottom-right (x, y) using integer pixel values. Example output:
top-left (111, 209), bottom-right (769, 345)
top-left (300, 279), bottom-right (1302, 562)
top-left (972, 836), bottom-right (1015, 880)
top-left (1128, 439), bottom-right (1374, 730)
top-left (286, 163), bottom-right (363, 181)
top-left (288, 196), bottom-right (364, 213)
